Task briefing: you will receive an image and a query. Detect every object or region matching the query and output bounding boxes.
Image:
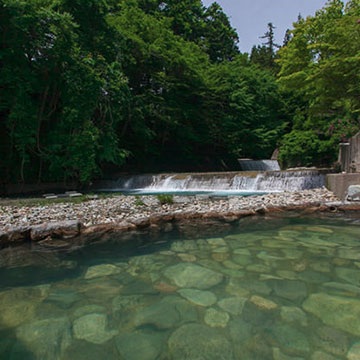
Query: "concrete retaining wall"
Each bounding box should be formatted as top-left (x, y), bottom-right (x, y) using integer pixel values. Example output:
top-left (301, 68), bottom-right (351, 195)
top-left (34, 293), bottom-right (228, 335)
top-left (327, 173), bottom-right (360, 200)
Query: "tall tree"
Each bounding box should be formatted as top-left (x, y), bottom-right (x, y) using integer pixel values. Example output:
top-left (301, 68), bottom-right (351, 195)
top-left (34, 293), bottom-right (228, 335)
top-left (250, 22), bottom-right (279, 71)
top-left (277, 0), bottom-right (360, 168)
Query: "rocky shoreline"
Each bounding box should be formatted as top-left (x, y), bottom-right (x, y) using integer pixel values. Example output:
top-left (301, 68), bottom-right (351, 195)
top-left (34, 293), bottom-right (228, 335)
top-left (0, 188), bottom-right (359, 247)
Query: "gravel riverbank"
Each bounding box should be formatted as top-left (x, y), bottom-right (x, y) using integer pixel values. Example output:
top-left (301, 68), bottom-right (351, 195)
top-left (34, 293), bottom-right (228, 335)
top-left (0, 188), bottom-right (339, 231)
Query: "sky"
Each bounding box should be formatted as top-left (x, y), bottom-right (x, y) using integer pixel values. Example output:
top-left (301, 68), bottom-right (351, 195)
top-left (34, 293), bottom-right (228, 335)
top-left (201, 0), bottom-right (338, 53)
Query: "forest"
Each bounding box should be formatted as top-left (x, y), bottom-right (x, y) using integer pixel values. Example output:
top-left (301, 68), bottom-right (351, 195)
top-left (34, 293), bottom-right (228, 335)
top-left (0, 0), bottom-right (359, 185)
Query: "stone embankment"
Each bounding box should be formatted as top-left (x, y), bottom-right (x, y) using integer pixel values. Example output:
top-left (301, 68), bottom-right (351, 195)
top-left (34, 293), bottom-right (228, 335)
top-left (0, 188), bottom-right (356, 247)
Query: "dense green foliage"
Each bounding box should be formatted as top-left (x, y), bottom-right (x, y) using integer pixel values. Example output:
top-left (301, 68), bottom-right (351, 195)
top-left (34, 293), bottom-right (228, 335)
top-left (0, 0), bottom-right (288, 185)
top-left (276, 0), bottom-right (360, 168)
top-left (1, 0), bottom-right (359, 186)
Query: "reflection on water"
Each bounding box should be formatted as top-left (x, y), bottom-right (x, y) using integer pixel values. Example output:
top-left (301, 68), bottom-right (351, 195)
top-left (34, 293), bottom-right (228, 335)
top-left (1, 215), bottom-right (360, 359)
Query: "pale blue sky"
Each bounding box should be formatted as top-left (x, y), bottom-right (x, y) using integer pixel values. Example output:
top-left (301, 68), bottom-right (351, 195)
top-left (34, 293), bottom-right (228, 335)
top-left (201, 0), bottom-right (342, 53)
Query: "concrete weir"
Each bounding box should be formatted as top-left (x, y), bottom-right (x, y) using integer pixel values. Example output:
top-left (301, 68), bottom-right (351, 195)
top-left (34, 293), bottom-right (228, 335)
top-left (98, 169), bottom-right (328, 194)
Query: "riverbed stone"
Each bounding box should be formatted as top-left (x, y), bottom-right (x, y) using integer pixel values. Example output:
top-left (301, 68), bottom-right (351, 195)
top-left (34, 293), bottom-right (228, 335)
top-left (247, 264), bottom-right (271, 273)
top-left (250, 295), bottom-right (278, 310)
top-left (121, 279), bottom-right (159, 295)
top-left (310, 261), bottom-right (331, 273)
top-left (15, 317), bottom-right (71, 359)
top-left (207, 237), bottom-right (227, 247)
top-left (242, 300), bottom-right (276, 327)
top-left (268, 324), bottom-right (310, 355)
top-left (170, 240), bottom-right (197, 252)
top-left (212, 252), bottom-right (229, 262)
top-left (112, 295), bottom-right (145, 321)
top-left (177, 253), bottom-right (196, 262)
top-left (231, 278), bottom-right (272, 295)
top-left (280, 306), bottom-right (307, 327)
top-left (168, 323), bottom-right (234, 360)
top-left (233, 248), bottom-right (251, 255)
top-left (338, 248), bottom-right (360, 261)
top-left (73, 313), bottom-right (118, 344)
top-left (73, 305), bottom-right (107, 318)
top-left (316, 326), bottom-right (349, 356)
top-left (348, 343), bottom-right (360, 360)
top-left (133, 296), bottom-right (198, 329)
top-left (229, 318), bottom-right (253, 343)
top-left (323, 282), bottom-right (360, 296)
top-left (0, 288), bottom-right (40, 329)
top-left (302, 293), bottom-right (360, 336)
top-left (164, 263), bottom-right (223, 289)
top-left (282, 248), bottom-right (303, 260)
top-left (84, 264), bottom-right (121, 280)
top-left (276, 270), bottom-right (298, 280)
top-left (78, 277), bottom-right (122, 302)
top-left (212, 246), bottom-right (229, 253)
top-left (257, 251), bottom-right (283, 261)
top-left (178, 288), bottom-right (217, 307)
top-left (45, 288), bottom-right (81, 309)
top-left (335, 267), bottom-right (360, 286)
top-left (225, 281), bottom-right (250, 297)
top-left (270, 279), bottom-right (307, 301)
top-left (218, 296), bottom-right (247, 315)
top-left (223, 260), bottom-right (243, 270)
top-left (273, 347), bottom-right (305, 360)
top-left (298, 270), bottom-right (331, 284)
top-left (232, 254), bottom-right (253, 266)
top-left (115, 332), bottom-right (163, 360)
top-left (204, 307), bottom-right (230, 328)
top-left (61, 340), bottom-right (119, 360)
top-left (220, 269), bottom-right (245, 278)
top-left (312, 351), bottom-right (339, 360)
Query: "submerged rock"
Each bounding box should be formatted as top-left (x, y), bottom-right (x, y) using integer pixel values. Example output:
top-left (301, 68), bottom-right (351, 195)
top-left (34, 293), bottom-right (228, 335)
top-left (115, 332), bottom-right (163, 360)
top-left (133, 296), bottom-right (198, 329)
top-left (302, 293), bottom-right (360, 336)
top-left (204, 308), bottom-right (230, 328)
top-left (250, 295), bottom-right (278, 310)
top-left (280, 306), bottom-right (308, 327)
top-left (168, 323), bottom-right (234, 360)
top-left (217, 296), bottom-right (247, 315)
top-left (322, 282), bottom-right (360, 296)
top-left (61, 340), bottom-right (119, 360)
top-left (270, 279), bottom-right (307, 301)
top-left (229, 318), bottom-right (253, 344)
top-left (15, 317), bottom-right (71, 360)
top-left (311, 351), bottom-right (339, 360)
top-left (316, 326), bottom-right (349, 357)
top-left (348, 343), bottom-right (360, 360)
top-left (267, 324), bottom-right (310, 355)
top-left (0, 288), bottom-right (40, 329)
top-left (84, 264), bottom-right (121, 280)
top-left (73, 305), bottom-right (107, 318)
top-left (45, 288), bottom-right (81, 309)
top-left (273, 347), bottom-right (305, 360)
top-left (335, 267), bottom-right (360, 286)
top-left (73, 313), bottom-right (118, 344)
top-left (112, 294), bottom-right (145, 317)
top-left (164, 263), bottom-right (223, 289)
top-left (178, 288), bottom-right (217, 307)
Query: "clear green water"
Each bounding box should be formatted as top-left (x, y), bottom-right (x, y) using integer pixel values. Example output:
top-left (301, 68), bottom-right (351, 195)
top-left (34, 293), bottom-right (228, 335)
top-left (1, 215), bottom-right (360, 359)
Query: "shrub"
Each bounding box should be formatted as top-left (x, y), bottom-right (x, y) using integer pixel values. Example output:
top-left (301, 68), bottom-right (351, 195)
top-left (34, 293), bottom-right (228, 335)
top-left (278, 130), bottom-right (336, 168)
top-left (156, 194), bottom-right (174, 205)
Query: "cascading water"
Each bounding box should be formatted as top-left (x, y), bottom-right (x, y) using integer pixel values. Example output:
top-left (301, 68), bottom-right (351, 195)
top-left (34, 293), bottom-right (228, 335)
top-left (106, 170), bottom-right (326, 195)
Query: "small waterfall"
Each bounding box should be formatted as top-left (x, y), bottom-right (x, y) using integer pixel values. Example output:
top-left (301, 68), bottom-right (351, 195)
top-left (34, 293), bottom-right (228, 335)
top-left (238, 159), bottom-right (281, 171)
top-left (108, 170), bottom-right (325, 194)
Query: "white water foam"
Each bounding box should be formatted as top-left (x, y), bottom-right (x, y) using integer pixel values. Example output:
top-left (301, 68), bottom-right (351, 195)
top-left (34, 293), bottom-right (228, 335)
top-left (109, 170), bottom-right (325, 194)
